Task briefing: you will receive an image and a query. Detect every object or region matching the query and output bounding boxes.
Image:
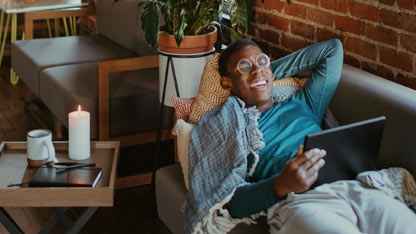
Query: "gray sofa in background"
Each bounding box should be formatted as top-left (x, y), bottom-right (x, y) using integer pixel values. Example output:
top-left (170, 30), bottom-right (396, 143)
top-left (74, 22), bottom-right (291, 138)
top-left (156, 64), bottom-right (416, 233)
top-left (11, 0), bottom-right (173, 143)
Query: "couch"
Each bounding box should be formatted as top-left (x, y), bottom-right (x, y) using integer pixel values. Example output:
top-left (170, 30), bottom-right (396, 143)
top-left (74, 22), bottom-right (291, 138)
top-left (156, 64), bottom-right (416, 233)
top-left (11, 0), bottom-right (173, 146)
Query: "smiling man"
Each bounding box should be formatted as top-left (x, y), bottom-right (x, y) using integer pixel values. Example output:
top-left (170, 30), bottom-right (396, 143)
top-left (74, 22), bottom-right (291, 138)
top-left (184, 39), bottom-right (416, 234)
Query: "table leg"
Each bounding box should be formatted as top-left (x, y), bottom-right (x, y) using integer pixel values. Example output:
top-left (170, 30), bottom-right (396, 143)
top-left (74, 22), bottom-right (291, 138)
top-left (0, 10), bottom-right (4, 69)
top-left (39, 215), bottom-right (58, 234)
top-left (10, 13), bottom-right (19, 85)
top-left (39, 207), bottom-right (98, 234)
top-left (54, 18), bottom-right (60, 37)
top-left (0, 208), bottom-right (24, 234)
top-left (63, 17), bottom-right (69, 36)
top-left (0, 13), bottom-right (10, 70)
top-left (73, 17), bottom-right (77, 36)
top-left (52, 207), bottom-right (73, 228)
top-left (47, 19), bottom-right (52, 38)
top-left (66, 207), bottom-right (98, 234)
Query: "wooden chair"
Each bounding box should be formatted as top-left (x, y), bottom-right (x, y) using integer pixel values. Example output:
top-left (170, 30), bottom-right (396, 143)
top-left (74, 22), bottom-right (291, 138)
top-left (11, 0), bottom-right (174, 188)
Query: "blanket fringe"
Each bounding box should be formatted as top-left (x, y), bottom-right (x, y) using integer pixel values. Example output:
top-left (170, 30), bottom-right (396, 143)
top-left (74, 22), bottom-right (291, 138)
top-left (191, 186), bottom-right (264, 234)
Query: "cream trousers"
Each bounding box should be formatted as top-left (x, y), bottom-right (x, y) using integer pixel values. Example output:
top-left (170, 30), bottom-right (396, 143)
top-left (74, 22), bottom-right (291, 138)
top-left (268, 180), bottom-right (416, 234)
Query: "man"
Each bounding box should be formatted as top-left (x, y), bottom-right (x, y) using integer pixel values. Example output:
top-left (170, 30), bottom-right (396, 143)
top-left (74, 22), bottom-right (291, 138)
top-left (185, 39), bottom-right (416, 234)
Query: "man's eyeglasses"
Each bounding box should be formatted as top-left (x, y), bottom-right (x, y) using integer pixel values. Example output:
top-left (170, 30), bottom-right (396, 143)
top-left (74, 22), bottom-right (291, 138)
top-left (237, 53), bottom-right (270, 74)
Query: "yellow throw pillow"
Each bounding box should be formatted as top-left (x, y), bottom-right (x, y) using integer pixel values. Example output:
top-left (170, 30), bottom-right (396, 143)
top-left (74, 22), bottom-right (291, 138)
top-left (188, 53), bottom-right (230, 124)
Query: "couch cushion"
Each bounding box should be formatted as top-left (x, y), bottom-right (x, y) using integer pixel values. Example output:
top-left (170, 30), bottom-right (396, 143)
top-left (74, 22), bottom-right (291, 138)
top-left (39, 62), bottom-right (173, 139)
top-left (156, 164), bottom-right (187, 234)
top-left (12, 34), bottom-right (136, 96)
top-left (96, 0), bottom-right (156, 56)
top-left (330, 64), bottom-right (416, 176)
top-left (156, 164), bottom-right (270, 234)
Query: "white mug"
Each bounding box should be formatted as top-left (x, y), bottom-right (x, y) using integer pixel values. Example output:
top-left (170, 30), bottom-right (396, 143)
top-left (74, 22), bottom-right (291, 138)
top-left (27, 129), bottom-right (57, 167)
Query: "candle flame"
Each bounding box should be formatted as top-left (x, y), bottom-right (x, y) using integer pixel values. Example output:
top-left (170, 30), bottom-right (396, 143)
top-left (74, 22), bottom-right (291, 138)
top-left (78, 105), bottom-right (81, 116)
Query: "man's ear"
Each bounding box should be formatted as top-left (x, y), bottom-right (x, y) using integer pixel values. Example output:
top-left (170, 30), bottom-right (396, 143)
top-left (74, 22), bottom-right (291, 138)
top-left (220, 76), bottom-right (233, 91)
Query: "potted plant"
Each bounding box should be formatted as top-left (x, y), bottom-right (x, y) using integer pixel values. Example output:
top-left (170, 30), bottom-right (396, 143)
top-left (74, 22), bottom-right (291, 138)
top-left (112, 0), bottom-right (274, 105)
top-left (135, 0), bottom-right (256, 50)
top-left (111, 0), bottom-right (260, 54)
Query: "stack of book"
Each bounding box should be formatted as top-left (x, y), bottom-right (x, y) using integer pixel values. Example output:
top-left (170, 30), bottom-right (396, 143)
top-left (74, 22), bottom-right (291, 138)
top-left (29, 163), bottom-right (102, 187)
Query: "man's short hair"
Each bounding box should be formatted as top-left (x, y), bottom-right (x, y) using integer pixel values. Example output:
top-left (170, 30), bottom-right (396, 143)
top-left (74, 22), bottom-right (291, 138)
top-left (218, 39), bottom-right (261, 77)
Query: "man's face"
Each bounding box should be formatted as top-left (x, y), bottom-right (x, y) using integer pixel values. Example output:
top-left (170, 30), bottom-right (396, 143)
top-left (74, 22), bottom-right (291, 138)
top-left (222, 45), bottom-right (274, 108)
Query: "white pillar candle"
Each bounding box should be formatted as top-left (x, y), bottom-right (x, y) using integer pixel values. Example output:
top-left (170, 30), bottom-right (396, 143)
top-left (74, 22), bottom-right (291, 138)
top-left (68, 105), bottom-right (90, 160)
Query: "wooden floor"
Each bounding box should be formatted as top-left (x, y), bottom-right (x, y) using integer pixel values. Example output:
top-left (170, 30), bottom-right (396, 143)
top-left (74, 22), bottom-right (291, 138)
top-left (0, 60), bottom-right (172, 233)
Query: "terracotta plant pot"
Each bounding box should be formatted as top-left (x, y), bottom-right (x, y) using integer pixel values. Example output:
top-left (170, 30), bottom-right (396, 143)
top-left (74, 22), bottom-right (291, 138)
top-left (24, 0), bottom-right (39, 3)
top-left (158, 26), bottom-right (217, 54)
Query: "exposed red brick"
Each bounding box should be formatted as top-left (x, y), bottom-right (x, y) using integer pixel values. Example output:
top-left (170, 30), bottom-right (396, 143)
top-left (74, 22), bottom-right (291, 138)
top-left (379, 46), bottom-right (413, 72)
top-left (259, 28), bottom-right (280, 43)
top-left (400, 33), bottom-right (416, 53)
top-left (291, 21), bottom-right (315, 40)
top-left (334, 15), bottom-right (365, 35)
top-left (366, 24), bottom-right (398, 47)
top-left (296, 0), bottom-right (319, 5)
top-left (255, 10), bottom-right (267, 25)
top-left (348, 1), bottom-right (380, 23)
top-left (281, 34), bottom-right (313, 51)
top-left (362, 62), bottom-right (395, 81)
top-left (345, 37), bottom-right (377, 60)
top-left (284, 2), bottom-right (308, 19)
top-left (380, 9), bottom-right (416, 33)
top-left (308, 8), bottom-right (334, 27)
top-left (344, 54), bottom-right (361, 68)
top-left (267, 14), bottom-right (290, 31)
top-left (270, 46), bottom-right (291, 60)
top-left (262, 0), bottom-right (285, 12)
top-left (397, 0), bottom-right (415, 10)
top-left (316, 28), bottom-right (344, 43)
top-left (379, 0), bottom-right (395, 6)
top-left (320, 0), bottom-right (348, 14)
top-left (254, 0), bottom-right (264, 8)
top-left (396, 73), bottom-right (416, 90)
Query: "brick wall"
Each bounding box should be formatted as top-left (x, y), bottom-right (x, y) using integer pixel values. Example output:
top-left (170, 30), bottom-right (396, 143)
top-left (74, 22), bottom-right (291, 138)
top-left (249, 0), bottom-right (416, 89)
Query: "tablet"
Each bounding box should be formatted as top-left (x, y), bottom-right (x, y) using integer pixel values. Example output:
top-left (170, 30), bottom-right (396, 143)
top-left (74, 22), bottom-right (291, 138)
top-left (304, 116), bottom-right (386, 188)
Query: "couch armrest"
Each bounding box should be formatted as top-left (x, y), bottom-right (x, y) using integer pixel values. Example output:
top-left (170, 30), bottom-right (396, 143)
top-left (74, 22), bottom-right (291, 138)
top-left (97, 55), bottom-right (159, 141)
top-left (330, 64), bottom-right (416, 176)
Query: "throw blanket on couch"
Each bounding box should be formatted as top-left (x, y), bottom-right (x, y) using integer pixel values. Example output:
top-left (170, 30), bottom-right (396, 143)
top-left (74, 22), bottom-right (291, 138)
top-left (185, 85), bottom-right (301, 234)
top-left (185, 96), bottom-right (263, 234)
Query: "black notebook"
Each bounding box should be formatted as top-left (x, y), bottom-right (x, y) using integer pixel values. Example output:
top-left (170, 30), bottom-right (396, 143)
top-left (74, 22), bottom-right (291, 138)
top-left (29, 167), bottom-right (102, 187)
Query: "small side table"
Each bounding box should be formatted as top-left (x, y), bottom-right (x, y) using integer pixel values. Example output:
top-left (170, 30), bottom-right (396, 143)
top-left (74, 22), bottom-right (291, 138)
top-left (0, 141), bottom-right (119, 234)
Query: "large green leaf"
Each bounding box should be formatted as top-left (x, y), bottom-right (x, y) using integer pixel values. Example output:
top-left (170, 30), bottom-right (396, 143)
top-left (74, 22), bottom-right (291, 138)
top-left (228, 0), bottom-right (249, 34)
top-left (139, 1), bottom-right (160, 48)
top-left (173, 8), bottom-right (187, 47)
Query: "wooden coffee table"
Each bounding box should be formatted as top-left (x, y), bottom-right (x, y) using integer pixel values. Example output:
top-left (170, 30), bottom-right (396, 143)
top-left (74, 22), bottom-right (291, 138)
top-left (0, 141), bottom-right (119, 234)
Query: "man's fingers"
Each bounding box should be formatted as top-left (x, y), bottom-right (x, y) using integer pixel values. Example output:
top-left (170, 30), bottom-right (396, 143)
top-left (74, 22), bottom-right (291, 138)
top-left (295, 145), bottom-right (304, 157)
top-left (290, 148), bottom-right (319, 166)
top-left (301, 159), bottom-right (325, 187)
top-left (298, 149), bottom-right (326, 168)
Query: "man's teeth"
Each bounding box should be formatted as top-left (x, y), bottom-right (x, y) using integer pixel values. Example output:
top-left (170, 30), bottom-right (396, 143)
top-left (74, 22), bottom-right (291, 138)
top-left (249, 80), bottom-right (266, 87)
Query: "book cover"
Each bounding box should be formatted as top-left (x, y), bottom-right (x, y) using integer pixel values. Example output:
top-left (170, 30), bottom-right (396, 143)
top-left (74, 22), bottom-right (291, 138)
top-left (29, 167), bottom-right (102, 187)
